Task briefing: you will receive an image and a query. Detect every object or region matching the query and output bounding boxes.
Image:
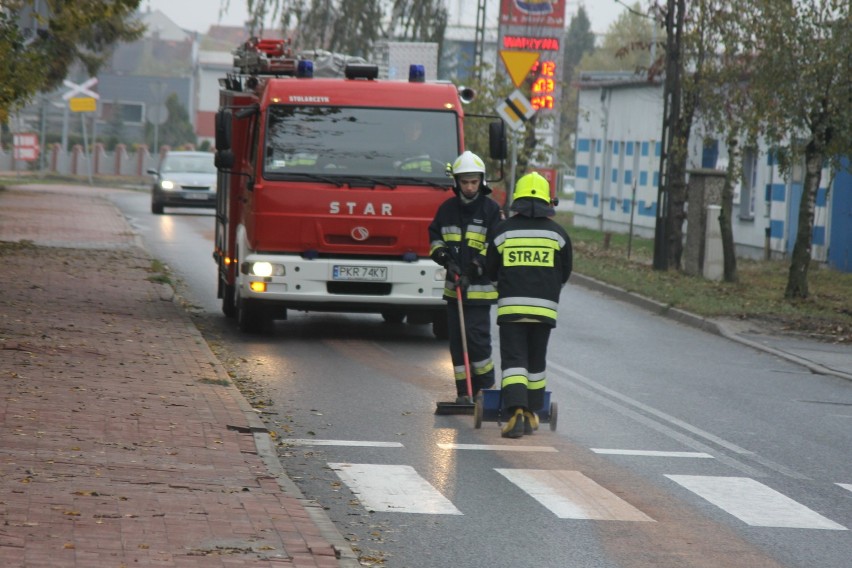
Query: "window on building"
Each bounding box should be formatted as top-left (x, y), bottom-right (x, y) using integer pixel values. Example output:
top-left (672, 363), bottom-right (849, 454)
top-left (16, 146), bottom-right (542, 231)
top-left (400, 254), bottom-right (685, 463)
top-left (739, 147), bottom-right (758, 220)
top-left (702, 138), bottom-right (719, 168)
top-left (101, 101), bottom-right (144, 124)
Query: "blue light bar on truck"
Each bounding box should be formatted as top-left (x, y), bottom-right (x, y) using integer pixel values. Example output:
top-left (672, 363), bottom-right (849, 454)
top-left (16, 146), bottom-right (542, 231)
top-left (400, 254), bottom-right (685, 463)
top-left (409, 64), bottom-right (425, 83)
top-left (297, 60), bottom-right (314, 78)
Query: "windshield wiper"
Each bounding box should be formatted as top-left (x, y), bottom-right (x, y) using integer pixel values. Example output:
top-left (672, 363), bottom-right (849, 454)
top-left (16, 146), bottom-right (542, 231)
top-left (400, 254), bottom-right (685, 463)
top-left (388, 176), bottom-right (454, 190)
top-left (340, 175), bottom-right (397, 189)
top-left (268, 172), bottom-right (344, 187)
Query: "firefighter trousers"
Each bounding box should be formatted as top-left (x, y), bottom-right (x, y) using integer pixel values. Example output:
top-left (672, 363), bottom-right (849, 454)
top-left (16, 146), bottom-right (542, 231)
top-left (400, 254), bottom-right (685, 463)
top-left (447, 302), bottom-right (494, 396)
top-left (499, 322), bottom-right (552, 412)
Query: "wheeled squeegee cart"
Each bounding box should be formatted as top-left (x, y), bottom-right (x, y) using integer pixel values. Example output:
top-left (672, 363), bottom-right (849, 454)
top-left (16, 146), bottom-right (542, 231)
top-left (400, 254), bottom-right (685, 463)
top-left (473, 389), bottom-right (558, 431)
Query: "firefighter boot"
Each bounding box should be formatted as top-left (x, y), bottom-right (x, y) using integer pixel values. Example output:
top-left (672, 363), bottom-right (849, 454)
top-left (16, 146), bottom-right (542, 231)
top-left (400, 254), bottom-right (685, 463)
top-left (523, 411), bottom-right (539, 435)
top-left (501, 408), bottom-right (525, 439)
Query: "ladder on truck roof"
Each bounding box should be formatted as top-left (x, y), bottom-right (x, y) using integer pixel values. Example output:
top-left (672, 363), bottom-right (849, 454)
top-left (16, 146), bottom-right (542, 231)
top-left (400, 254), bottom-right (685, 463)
top-left (233, 37), bottom-right (298, 77)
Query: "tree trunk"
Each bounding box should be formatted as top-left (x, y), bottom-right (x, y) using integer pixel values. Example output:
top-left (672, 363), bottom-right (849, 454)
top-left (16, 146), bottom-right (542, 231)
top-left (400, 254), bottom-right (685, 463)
top-left (784, 143), bottom-right (823, 299)
top-left (666, 146), bottom-right (688, 269)
top-left (662, 0), bottom-right (693, 271)
top-left (720, 135), bottom-right (739, 283)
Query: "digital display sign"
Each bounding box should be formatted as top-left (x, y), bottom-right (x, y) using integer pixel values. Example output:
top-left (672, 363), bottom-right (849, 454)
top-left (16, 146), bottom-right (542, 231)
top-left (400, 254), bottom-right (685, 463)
top-left (531, 60), bottom-right (557, 110)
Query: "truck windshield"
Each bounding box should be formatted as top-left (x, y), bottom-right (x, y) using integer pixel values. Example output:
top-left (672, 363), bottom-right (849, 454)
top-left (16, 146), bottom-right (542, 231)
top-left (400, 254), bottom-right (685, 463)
top-left (264, 106), bottom-right (459, 181)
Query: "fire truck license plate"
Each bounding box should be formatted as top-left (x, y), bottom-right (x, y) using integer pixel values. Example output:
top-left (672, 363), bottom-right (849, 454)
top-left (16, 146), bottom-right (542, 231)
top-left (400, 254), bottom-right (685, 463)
top-left (333, 265), bottom-right (388, 281)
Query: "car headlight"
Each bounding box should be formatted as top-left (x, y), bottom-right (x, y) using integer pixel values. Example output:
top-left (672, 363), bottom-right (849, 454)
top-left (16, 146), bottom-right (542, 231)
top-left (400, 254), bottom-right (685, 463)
top-left (161, 180), bottom-right (176, 190)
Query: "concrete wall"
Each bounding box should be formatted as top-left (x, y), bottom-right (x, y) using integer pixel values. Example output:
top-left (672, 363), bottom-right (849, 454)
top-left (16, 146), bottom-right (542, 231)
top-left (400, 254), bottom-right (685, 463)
top-left (0, 144), bottom-right (159, 178)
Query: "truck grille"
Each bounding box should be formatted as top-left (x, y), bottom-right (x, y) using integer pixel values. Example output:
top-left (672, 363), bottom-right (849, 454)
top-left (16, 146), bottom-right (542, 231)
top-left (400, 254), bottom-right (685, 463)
top-left (327, 282), bottom-right (392, 295)
top-left (326, 235), bottom-right (396, 246)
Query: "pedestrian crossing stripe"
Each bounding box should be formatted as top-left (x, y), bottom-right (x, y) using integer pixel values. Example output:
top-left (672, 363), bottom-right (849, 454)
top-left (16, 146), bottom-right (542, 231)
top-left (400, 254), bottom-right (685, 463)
top-left (496, 469), bottom-right (655, 522)
top-left (329, 463), bottom-right (462, 515)
top-left (592, 449), bottom-right (714, 458)
top-left (437, 443), bottom-right (557, 452)
top-left (666, 475), bottom-right (847, 530)
top-left (327, 464), bottom-right (847, 529)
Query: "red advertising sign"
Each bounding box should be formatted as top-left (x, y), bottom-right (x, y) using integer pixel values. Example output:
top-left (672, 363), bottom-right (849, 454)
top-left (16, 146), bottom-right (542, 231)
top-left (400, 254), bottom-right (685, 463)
top-left (13, 133), bottom-right (39, 162)
top-left (500, 0), bottom-right (566, 28)
top-left (532, 167), bottom-right (558, 199)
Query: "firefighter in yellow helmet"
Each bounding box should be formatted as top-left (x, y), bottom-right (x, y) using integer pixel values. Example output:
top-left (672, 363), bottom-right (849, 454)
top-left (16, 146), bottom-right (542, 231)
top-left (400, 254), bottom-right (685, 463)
top-left (485, 171), bottom-right (573, 438)
top-left (429, 151), bottom-right (502, 402)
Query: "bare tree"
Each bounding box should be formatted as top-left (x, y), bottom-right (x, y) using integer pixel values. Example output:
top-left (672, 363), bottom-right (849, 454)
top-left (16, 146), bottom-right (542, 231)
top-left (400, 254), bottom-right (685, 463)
top-left (692, 0), bottom-right (762, 284)
top-left (742, 0), bottom-right (852, 298)
top-left (388, 0), bottom-right (447, 44)
top-left (237, 0), bottom-right (446, 56)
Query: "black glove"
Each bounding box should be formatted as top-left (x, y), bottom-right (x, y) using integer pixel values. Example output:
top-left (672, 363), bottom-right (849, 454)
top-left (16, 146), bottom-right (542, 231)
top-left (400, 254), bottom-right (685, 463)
top-left (446, 260), bottom-right (462, 281)
top-left (466, 258), bottom-right (484, 280)
top-left (456, 274), bottom-right (470, 291)
top-left (432, 248), bottom-right (450, 267)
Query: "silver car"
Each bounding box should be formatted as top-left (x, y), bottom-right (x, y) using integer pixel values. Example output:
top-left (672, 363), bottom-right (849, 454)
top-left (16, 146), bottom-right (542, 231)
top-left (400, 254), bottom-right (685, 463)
top-left (148, 151), bottom-right (217, 214)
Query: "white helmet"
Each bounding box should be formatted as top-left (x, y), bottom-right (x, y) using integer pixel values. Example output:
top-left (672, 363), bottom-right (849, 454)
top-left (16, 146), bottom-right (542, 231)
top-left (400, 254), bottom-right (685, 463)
top-left (450, 151), bottom-right (490, 195)
top-left (451, 151), bottom-right (486, 177)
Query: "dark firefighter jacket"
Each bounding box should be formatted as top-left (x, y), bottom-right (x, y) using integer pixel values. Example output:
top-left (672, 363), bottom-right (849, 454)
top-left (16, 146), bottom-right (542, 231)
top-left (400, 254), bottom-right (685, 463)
top-left (485, 197), bottom-right (573, 326)
top-left (429, 192), bottom-right (501, 304)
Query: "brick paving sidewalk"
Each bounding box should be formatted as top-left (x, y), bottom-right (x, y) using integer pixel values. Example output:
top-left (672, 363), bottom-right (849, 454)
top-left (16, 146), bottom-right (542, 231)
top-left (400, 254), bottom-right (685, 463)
top-left (0, 186), bottom-right (354, 567)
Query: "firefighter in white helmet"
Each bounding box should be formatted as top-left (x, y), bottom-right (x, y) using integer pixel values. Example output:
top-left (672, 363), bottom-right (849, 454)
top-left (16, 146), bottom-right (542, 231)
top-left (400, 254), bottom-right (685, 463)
top-left (428, 151), bottom-right (502, 402)
top-left (485, 171), bottom-right (573, 438)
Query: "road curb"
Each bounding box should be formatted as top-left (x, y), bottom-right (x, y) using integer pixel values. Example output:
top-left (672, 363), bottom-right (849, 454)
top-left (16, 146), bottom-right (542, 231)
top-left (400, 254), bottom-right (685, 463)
top-left (569, 273), bottom-right (852, 383)
top-left (174, 285), bottom-right (364, 567)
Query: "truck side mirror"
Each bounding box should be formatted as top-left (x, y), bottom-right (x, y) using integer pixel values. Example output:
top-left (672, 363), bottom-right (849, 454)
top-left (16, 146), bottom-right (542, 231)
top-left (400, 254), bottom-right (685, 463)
top-left (489, 120), bottom-right (507, 161)
top-left (215, 110), bottom-right (232, 151)
top-left (215, 149), bottom-right (234, 170)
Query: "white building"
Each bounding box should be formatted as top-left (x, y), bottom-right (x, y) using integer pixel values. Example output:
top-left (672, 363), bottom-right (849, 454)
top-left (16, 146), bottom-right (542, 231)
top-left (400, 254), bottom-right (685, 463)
top-left (572, 76), bottom-right (851, 272)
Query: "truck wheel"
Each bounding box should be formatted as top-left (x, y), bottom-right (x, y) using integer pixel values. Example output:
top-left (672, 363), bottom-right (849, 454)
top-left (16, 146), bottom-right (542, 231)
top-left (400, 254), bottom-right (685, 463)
top-left (237, 297), bottom-right (267, 334)
top-left (432, 312), bottom-right (449, 340)
top-left (221, 282), bottom-right (236, 318)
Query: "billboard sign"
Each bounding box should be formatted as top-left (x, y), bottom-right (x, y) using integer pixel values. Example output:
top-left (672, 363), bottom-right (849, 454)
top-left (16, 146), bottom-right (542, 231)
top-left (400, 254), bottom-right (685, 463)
top-left (499, 0), bottom-right (566, 28)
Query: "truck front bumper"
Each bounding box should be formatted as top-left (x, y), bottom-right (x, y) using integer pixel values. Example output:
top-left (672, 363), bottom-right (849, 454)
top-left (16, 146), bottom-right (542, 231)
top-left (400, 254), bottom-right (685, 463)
top-left (238, 254), bottom-right (446, 312)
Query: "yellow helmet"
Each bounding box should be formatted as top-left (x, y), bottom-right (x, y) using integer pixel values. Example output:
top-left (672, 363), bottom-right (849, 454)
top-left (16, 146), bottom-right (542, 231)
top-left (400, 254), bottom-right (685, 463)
top-left (513, 172), bottom-right (551, 203)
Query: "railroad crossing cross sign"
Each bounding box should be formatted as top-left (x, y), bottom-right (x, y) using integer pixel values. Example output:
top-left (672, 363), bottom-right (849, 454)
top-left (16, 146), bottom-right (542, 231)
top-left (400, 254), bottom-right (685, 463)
top-left (62, 78), bottom-right (99, 100)
top-left (62, 78), bottom-right (99, 113)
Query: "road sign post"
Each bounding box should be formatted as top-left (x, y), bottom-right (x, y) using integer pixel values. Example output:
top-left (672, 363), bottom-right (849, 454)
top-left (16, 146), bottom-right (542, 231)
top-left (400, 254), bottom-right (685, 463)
top-left (61, 78), bottom-right (99, 174)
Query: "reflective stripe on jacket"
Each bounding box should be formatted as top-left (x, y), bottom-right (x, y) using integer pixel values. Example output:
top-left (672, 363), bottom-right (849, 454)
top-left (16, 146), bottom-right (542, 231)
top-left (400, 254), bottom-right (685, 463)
top-left (428, 192), bottom-right (502, 305)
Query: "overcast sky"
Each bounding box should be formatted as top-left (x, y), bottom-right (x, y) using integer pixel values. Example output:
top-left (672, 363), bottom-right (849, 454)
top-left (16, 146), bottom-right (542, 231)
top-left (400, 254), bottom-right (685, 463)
top-left (142, 0), bottom-right (627, 36)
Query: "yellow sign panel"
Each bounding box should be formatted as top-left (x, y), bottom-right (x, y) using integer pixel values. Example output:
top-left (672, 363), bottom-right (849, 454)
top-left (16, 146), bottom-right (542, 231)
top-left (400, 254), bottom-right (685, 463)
top-left (69, 97), bottom-right (97, 113)
top-left (495, 90), bottom-right (536, 132)
top-left (499, 50), bottom-right (541, 88)
top-left (507, 90), bottom-right (535, 119)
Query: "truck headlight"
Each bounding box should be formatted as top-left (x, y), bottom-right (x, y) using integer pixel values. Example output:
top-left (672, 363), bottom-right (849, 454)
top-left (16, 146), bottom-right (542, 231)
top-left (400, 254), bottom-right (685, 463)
top-left (251, 262), bottom-right (284, 277)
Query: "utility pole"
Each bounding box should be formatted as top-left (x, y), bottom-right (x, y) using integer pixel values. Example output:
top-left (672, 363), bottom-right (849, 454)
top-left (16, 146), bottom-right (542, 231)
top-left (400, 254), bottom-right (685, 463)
top-left (473, 0), bottom-right (486, 81)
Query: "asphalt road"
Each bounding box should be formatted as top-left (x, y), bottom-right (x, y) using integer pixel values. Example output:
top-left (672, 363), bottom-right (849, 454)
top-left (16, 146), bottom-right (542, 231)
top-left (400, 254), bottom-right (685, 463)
top-left (113, 192), bottom-right (852, 568)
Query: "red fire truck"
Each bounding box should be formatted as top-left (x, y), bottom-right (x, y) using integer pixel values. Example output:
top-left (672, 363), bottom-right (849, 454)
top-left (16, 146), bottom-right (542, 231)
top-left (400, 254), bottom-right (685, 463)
top-left (213, 38), bottom-right (505, 335)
